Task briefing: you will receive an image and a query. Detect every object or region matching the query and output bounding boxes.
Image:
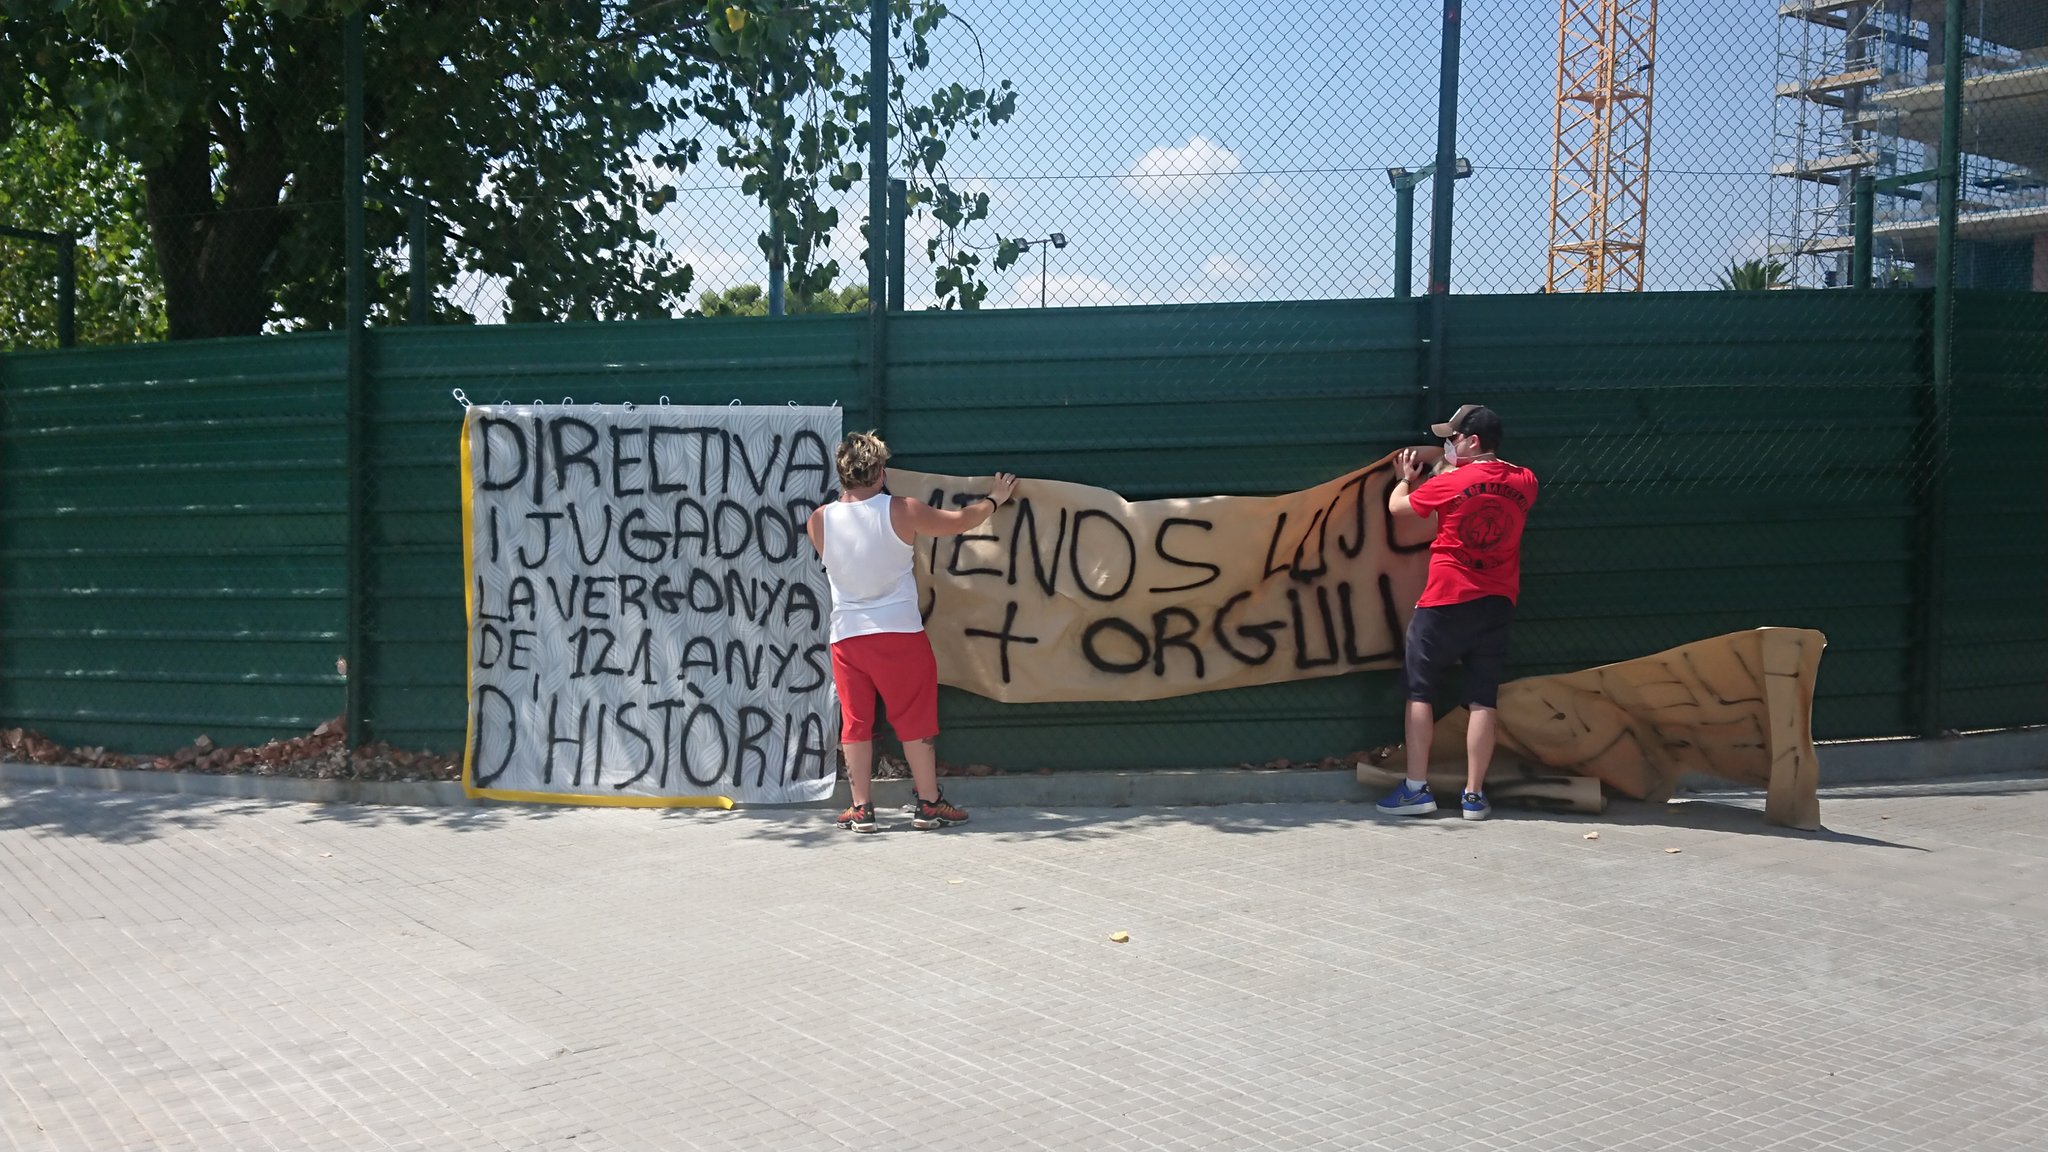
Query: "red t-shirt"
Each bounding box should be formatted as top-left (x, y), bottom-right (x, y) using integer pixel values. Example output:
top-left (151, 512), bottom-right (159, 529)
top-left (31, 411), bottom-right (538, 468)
top-left (1408, 459), bottom-right (1539, 607)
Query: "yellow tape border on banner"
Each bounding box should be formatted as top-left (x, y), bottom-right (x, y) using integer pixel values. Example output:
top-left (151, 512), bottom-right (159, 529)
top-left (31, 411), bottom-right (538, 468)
top-left (457, 408), bottom-right (735, 811)
top-left (465, 786), bottom-right (737, 810)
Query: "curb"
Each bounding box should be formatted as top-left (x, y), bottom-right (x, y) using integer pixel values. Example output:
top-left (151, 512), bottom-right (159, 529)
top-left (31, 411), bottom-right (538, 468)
top-left (0, 761), bottom-right (471, 807)
top-left (4, 727), bottom-right (2042, 812)
top-left (0, 759), bottom-right (1370, 811)
top-left (1812, 726), bottom-right (2048, 784)
top-left (851, 768), bottom-right (1371, 811)
top-left (1673, 726), bottom-right (2048, 793)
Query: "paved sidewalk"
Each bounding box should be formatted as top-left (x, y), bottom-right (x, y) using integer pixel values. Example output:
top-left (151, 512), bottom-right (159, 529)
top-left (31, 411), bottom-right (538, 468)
top-left (1, 780), bottom-right (2045, 1151)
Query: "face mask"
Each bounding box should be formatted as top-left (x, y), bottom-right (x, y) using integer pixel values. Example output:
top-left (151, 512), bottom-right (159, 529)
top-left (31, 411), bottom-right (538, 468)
top-left (1443, 437), bottom-right (1460, 467)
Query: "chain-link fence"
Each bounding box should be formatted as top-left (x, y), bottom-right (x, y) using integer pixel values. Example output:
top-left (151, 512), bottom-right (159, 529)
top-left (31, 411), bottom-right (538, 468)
top-left (2, 1), bottom-right (2045, 773)
top-left (1773, 1), bottom-right (2048, 291)
top-left (6, 289), bottom-right (2041, 767)
top-left (6, 1), bottom-right (2044, 347)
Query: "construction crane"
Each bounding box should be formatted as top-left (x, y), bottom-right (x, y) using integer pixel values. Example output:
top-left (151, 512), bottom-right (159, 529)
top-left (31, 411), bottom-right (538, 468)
top-left (1545, 0), bottom-right (1659, 292)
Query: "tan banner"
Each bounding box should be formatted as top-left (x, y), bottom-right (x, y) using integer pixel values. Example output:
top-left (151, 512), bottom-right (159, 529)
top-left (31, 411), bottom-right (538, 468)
top-left (891, 460), bottom-right (1434, 703)
top-left (1404, 627), bottom-right (1827, 828)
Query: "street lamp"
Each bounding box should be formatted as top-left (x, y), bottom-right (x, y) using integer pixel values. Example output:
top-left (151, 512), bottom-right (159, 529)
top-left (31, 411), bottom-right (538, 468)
top-left (1016, 232), bottom-right (1069, 307)
top-left (1386, 158), bottom-right (1470, 298)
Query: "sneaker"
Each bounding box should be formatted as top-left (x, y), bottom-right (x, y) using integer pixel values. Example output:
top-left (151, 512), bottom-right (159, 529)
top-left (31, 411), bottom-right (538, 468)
top-left (1376, 780), bottom-right (1436, 817)
top-left (912, 792), bottom-right (969, 830)
top-left (1461, 790), bottom-right (1491, 821)
top-left (836, 802), bottom-right (877, 833)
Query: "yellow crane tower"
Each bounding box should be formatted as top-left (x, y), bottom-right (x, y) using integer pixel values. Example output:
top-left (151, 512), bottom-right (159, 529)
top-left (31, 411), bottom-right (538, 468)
top-left (1546, 0), bottom-right (1659, 292)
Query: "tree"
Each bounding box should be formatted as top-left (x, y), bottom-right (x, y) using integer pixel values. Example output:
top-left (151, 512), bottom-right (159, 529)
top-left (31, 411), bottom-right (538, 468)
top-left (694, 0), bottom-right (1019, 309)
top-left (0, 111), bottom-right (166, 349)
top-left (0, 0), bottom-right (1015, 340)
top-left (696, 282), bottom-right (868, 316)
top-left (1716, 258), bottom-right (1792, 292)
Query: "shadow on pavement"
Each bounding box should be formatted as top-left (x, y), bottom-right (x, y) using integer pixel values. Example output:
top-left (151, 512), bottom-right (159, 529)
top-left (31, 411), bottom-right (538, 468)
top-left (1600, 796), bottom-right (1927, 850)
top-left (4, 780), bottom-right (1962, 854)
top-left (723, 801), bottom-right (1387, 848)
top-left (0, 788), bottom-right (231, 845)
top-left (292, 798), bottom-right (577, 833)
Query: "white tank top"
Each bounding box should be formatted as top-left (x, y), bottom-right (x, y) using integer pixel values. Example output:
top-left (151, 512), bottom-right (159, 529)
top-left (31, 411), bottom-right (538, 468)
top-left (820, 494), bottom-right (924, 642)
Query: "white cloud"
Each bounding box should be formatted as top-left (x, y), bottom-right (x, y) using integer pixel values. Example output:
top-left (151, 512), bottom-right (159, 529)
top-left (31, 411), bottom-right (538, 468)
top-left (1123, 135), bottom-right (1246, 207)
top-left (672, 245), bottom-right (767, 294)
top-left (1200, 253), bottom-right (1269, 286)
top-left (994, 271), bottom-right (1138, 309)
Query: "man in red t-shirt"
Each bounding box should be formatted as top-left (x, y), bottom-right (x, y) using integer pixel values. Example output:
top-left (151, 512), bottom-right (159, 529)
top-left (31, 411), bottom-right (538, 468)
top-left (1377, 404), bottom-right (1538, 821)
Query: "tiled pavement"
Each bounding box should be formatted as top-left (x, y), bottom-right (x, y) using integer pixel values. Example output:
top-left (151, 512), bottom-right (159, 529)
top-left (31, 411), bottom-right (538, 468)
top-left (1, 778), bottom-right (2045, 1150)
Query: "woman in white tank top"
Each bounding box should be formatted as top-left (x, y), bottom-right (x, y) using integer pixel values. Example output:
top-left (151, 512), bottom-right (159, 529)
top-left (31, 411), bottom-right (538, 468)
top-left (805, 431), bottom-right (1017, 833)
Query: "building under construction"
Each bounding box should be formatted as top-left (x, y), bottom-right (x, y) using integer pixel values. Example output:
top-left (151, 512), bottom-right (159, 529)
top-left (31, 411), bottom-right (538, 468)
top-left (1772, 0), bottom-right (2048, 290)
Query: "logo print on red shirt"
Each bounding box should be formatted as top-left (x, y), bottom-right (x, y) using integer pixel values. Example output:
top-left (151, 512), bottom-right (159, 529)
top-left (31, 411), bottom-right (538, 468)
top-left (1457, 499), bottom-right (1515, 569)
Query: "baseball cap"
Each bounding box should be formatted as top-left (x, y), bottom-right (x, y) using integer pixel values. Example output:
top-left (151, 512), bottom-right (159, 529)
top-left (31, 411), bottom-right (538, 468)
top-left (1429, 404), bottom-right (1502, 443)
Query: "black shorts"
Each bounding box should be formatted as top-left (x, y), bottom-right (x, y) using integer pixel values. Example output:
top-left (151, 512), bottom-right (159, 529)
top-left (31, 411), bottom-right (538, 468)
top-left (1403, 595), bottom-right (1515, 709)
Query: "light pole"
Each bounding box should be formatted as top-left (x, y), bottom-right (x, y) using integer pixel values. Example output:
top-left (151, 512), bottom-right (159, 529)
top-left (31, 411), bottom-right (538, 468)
top-left (1016, 233), bottom-right (1069, 307)
top-left (1385, 158), bottom-right (1470, 298)
top-left (371, 187), bottom-right (433, 325)
top-left (1, 225), bottom-right (77, 347)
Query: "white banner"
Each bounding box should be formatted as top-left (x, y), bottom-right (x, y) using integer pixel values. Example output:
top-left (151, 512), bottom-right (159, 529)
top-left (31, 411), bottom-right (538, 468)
top-left (460, 404), bottom-right (842, 806)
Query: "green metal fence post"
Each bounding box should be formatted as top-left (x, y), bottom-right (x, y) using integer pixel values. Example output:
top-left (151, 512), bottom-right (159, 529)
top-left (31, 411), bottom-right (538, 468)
top-left (887, 178), bottom-right (908, 313)
top-left (55, 232), bottom-right (76, 348)
top-left (6, 226), bottom-right (80, 347)
top-left (1422, 0), bottom-right (1461, 422)
top-left (343, 10), bottom-right (370, 753)
top-left (1427, 0), bottom-right (1461, 300)
top-left (865, 0), bottom-right (891, 435)
top-left (407, 195), bottom-right (430, 326)
top-left (1392, 181), bottom-right (1414, 299)
top-left (1917, 0), bottom-right (1963, 737)
top-left (768, 210), bottom-right (786, 316)
top-left (1389, 163), bottom-right (1464, 301)
top-left (1851, 174), bottom-right (1874, 290)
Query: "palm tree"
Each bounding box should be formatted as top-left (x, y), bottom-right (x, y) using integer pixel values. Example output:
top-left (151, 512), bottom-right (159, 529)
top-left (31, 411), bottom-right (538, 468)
top-left (1716, 258), bottom-right (1792, 291)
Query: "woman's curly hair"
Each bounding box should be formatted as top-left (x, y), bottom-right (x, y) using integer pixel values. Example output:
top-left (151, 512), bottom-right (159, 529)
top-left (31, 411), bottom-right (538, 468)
top-left (835, 430), bottom-right (890, 489)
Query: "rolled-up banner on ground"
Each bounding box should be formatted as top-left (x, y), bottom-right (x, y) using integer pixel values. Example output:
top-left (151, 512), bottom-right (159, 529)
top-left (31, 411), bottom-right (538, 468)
top-left (460, 404), bottom-right (842, 806)
top-left (892, 459), bottom-right (1435, 703)
top-left (1411, 627), bottom-right (1828, 829)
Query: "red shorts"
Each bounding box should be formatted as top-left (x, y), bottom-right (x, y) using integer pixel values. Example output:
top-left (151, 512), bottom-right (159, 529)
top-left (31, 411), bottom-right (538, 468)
top-left (830, 630), bottom-right (941, 744)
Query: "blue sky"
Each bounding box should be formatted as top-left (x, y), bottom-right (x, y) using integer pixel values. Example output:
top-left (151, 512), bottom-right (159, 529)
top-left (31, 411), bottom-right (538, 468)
top-left (468, 2), bottom-right (1793, 314)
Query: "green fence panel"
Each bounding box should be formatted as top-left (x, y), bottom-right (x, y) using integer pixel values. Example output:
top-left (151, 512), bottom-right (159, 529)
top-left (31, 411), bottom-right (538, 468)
top-left (1942, 291), bottom-right (2048, 732)
top-left (1443, 290), bottom-right (1930, 741)
top-left (4, 290), bottom-right (2042, 768)
top-left (0, 333), bottom-right (348, 750)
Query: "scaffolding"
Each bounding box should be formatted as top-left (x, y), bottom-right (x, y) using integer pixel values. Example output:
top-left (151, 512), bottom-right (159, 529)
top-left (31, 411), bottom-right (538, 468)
top-left (1770, 1), bottom-right (1920, 288)
top-left (1773, 1), bottom-right (2048, 289)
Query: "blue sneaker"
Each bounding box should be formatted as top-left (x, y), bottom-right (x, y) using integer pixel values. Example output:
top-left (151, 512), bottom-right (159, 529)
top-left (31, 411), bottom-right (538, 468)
top-left (1461, 790), bottom-right (1491, 821)
top-left (1376, 780), bottom-right (1436, 817)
